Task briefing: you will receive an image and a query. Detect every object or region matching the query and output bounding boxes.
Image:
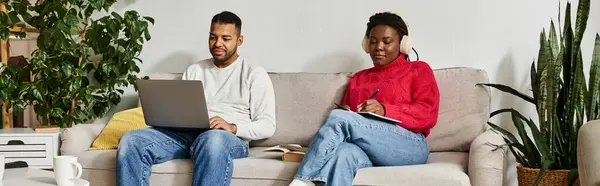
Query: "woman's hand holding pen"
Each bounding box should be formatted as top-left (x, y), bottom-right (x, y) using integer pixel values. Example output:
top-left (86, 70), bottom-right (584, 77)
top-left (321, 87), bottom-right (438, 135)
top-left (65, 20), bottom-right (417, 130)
top-left (357, 89), bottom-right (385, 116)
top-left (358, 99), bottom-right (385, 116)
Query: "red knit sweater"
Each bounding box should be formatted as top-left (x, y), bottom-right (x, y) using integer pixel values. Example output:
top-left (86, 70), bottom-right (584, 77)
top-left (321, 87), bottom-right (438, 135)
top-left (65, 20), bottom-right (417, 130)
top-left (342, 55), bottom-right (440, 137)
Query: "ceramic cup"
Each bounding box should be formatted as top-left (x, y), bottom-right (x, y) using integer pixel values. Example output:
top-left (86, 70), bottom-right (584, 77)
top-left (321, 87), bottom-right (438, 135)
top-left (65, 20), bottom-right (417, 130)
top-left (53, 155), bottom-right (82, 186)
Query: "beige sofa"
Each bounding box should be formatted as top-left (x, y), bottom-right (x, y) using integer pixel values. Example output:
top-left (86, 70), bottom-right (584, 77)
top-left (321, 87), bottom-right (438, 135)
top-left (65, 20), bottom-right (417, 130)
top-left (578, 120), bottom-right (600, 186)
top-left (60, 67), bottom-right (507, 186)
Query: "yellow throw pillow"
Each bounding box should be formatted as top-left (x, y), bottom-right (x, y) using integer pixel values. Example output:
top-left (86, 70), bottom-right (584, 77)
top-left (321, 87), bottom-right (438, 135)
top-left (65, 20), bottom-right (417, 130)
top-left (89, 107), bottom-right (149, 150)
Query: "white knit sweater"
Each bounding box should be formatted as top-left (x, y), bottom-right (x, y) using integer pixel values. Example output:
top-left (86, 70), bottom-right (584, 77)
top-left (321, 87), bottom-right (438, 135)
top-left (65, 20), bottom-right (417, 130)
top-left (182, 56), bottom-right (276, 141)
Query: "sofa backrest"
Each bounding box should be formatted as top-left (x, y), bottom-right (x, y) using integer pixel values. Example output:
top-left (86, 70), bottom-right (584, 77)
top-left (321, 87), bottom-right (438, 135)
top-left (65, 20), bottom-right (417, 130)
top-left (426, 67), bottom-right (490, 152)
top-left (147, 67), bottom-right (490, 152)
top-left (252, 72), bottom-right (351, 148)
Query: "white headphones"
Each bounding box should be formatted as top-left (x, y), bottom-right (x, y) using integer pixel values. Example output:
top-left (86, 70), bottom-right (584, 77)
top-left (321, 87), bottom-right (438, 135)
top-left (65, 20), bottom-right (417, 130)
top-left (362, 23), bottom-right (412, 55)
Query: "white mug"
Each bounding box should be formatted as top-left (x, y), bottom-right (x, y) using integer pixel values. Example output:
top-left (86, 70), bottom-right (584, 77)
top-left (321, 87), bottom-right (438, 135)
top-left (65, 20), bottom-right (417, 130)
top-left (53, 155), bottom-right (82, 186)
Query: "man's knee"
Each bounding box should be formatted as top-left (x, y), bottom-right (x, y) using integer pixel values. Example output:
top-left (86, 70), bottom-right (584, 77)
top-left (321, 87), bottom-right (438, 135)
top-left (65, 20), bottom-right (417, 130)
top-left (118, 128), bottom-right (153, 157)
top-left (191, 130), bottom-right (237, 154)
top-left (120, 128), bottom-right (153, 144)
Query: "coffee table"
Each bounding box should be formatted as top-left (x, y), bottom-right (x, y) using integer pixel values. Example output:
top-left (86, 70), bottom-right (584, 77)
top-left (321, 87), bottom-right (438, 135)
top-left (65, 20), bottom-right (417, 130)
top-left (2, 168), bottom-right (89, 186)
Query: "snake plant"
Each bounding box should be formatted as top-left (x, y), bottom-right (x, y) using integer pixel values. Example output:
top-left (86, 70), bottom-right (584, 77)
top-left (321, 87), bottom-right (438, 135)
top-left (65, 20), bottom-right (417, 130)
top-left (481, 0), bottom-right (599, 185)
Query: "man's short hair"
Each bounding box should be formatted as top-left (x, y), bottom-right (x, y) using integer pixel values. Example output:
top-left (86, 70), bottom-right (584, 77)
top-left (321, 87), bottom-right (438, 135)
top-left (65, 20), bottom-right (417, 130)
top-left (211, 11), bottom-right (242, 33)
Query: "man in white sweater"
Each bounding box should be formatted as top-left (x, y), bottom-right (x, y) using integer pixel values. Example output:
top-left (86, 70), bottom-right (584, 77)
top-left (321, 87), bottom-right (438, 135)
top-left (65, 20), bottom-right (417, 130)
top-left (116, 11), bottom-right (276, 186)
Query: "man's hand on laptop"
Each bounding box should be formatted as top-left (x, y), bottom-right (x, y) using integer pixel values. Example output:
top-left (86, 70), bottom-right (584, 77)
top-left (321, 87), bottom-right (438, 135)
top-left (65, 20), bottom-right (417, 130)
top-left (209, 116), bottom-right (238, 134)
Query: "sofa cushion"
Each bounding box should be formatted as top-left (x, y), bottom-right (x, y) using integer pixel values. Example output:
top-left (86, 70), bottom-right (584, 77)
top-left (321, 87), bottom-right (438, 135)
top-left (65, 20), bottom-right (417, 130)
top-left (426, 67), bottom-right (490, 152)
top-left (76, 147), bottom-right (468, 185)
top-left (77, 150), bottom-right (116, 170)
top-left (89, 108), bottom-right (148, 150)
top-left (353, 152), bottom-right (470, 186)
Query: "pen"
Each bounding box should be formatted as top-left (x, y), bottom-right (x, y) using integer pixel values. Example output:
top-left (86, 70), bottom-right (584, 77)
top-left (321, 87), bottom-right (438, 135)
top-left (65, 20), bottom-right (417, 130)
top-left (369, 89), bottom-right (379, 99)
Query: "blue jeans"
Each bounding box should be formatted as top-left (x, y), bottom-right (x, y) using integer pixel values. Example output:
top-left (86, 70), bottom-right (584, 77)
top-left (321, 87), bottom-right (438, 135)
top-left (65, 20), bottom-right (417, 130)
top-left (295, 110), bottom-right (429, 186)
top-left (116, 128), bottom-right (249, 186)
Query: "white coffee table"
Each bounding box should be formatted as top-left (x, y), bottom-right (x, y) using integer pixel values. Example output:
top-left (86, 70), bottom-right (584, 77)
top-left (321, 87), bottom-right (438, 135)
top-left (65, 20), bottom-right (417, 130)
top-left (1, 168), bottom-right (89, 186)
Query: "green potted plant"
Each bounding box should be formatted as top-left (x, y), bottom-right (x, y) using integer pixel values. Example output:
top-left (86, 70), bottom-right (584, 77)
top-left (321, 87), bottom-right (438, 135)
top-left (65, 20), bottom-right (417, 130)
top-left (481, 0), bottom-right (599, 185)
top-left (0, 0), bottom-right (153, 128)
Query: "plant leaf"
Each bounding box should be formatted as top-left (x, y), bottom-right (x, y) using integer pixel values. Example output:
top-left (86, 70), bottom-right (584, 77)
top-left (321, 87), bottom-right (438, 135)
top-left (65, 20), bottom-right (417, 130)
top-left (518, 112), bottom-right (555, 175)
top-left (478, 83), bottom-right (535, 104)
top-left (561, 3), bottom-right (574, 139)
top-left (552, 26), bottom-right (563, 130)
top-left (50, 108), bottom-right (63, 117)
top-left (568, 169), bottom-right (579, 186)
top-left (490, 108), bottom-right (514, 118)
top-left (8, 11), bottom-right (20, 26)
top-left (63, 9), bottom-right (80, 26)
top-left (534, 158), bottom-right (553, 186)
top-left (520, 112), bottom-right (552, 158)
top-left (488, 122), bottom-right (520, 143)
top-left (32, 88), bottom-right (43, 101)
top-left (563, 3), bottom-right (573, 92)
top-left (575, 49), bottom-right (586, 133)
top-left (550, 20), bottom-right (560, 57)
top-left (507, 141), bottom-right (530, 167)
top-left (511, 110), bottom-right (541, 168)
top-left (143, 16), bottom-right (154, 24)
top-left (573, 0), bottom-right (589, 50)
top-left (531, 61), bottom-right (539, 103)
top-left (144, 29), bottom-right (151, 41)
top-left (488, 121), bottom-right (539, 167)
top-left (587, 33), bottom-right (600, 121)
top-left (489, 122), bottom-right (530, 167)
top-left (0, 12), bottom-right (9, 27)
top-left (90, 0), bottom-right (104, 10)
top-left (538, 31), bottom-right (554, 137)
top-left (111, 12), bottom-right (123, 23)
top-left (537, 29), bottom-right (550, 80)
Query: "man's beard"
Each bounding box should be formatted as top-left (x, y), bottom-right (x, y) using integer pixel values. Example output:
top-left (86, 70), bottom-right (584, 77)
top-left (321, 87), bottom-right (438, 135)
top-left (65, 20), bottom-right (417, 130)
top-left (213, 47), bottom-right (237, 63)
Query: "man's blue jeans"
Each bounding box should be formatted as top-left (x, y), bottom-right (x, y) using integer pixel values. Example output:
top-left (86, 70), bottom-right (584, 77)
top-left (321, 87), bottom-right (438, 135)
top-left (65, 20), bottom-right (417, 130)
top-left (295, 110), bottom-right (429, 186)
top-left (116, 128), bottom-right (248, 186)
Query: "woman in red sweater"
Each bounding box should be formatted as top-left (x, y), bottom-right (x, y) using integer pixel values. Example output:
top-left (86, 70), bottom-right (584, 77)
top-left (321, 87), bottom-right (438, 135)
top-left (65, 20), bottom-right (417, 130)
top-left (289, 12), bottom-right (440, 186)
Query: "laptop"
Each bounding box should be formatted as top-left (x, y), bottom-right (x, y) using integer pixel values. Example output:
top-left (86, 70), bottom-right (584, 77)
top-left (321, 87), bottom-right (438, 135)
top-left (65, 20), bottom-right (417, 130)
top-left (136, 79), bottom-right (211, 129)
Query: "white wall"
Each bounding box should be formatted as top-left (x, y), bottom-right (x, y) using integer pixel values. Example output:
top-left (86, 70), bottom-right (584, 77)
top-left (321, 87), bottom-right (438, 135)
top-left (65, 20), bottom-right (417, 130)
top-left (107, 0), bottom-right (600, 186)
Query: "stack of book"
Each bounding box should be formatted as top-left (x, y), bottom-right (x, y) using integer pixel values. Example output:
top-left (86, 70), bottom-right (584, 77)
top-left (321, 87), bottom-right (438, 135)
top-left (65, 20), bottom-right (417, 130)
top-left (263, 144), bottom-right (307, 162)
top-left (33, 125), bottom-right (60, 132)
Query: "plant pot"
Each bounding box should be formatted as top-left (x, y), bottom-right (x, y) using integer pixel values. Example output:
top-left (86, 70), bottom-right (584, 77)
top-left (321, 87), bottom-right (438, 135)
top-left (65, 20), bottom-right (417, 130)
top-left (517, 164), bottom-right (580, 186)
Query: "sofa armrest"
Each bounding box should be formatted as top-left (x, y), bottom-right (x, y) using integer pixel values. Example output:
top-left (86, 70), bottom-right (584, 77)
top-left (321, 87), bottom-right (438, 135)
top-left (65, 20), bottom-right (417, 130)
top-left (468, 129), bottom-right (507, 186)
top-left (578, 120), bottom-right (600, 186)
top-left (60, 123), bottom-right (106, 155)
